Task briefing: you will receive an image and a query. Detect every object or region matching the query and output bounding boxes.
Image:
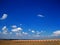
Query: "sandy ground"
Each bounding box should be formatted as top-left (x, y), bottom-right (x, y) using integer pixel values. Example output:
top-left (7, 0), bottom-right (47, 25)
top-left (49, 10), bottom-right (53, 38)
top-left (0, 40), bottom-right (60, 45)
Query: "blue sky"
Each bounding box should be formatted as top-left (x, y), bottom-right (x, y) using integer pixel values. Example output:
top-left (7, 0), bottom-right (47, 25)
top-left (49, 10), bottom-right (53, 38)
top-left (0, 0), bottom-right (60, 39)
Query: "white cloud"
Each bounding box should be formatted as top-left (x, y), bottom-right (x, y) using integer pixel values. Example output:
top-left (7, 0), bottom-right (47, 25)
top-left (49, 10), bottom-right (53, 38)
top-left (10, 32), bottom-right (12, 34)
top-left (28, 29), bottom-right (35, 33)
top-left (11, 25), bottom-right (23, 32)
top-left (31, 30), bottom-right (46, 38)
top-left (15, 32), bottom-right (28, 36)
top-left (36, 31), bottom-right (41, 35)
top-left (16, 33), bottom-right (19, 36)
top-left (52, 30), bottom-right (60, 36)
top-left (0, 14), bottom-right (8, 20)
top-left (11, 27), bottom-right (22, 32)
top-left (22, 32), bottom-right (28, 35)
top-left (17, 27), bottom-right (22, 30)
top-left (33, 34), bottom-right (40, 37)
top-left (0, 25), bottom-right (51, 39)
top-left (31, 30), bottom-right (35, 33)
top-left (2, 31), bottom-right (8, 34)
top-left (37, 14), bottom-right (44, 17)
top-left (2, 26), bottom-right (7, 30)
top-left (16, 33), bottom-right (22, 36)
top-left (2, 26), bottom-right (8, 34)
top-left (11, 25), bottom-right (17, 28)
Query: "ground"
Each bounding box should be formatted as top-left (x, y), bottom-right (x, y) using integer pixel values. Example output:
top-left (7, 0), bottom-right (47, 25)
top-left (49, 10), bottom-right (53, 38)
top-left (0, 40), bottom-right (60, 45)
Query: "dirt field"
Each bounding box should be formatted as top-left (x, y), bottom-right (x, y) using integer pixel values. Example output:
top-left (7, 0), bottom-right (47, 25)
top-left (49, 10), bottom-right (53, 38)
top-left (0, 40), bottom-right (60, 45)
